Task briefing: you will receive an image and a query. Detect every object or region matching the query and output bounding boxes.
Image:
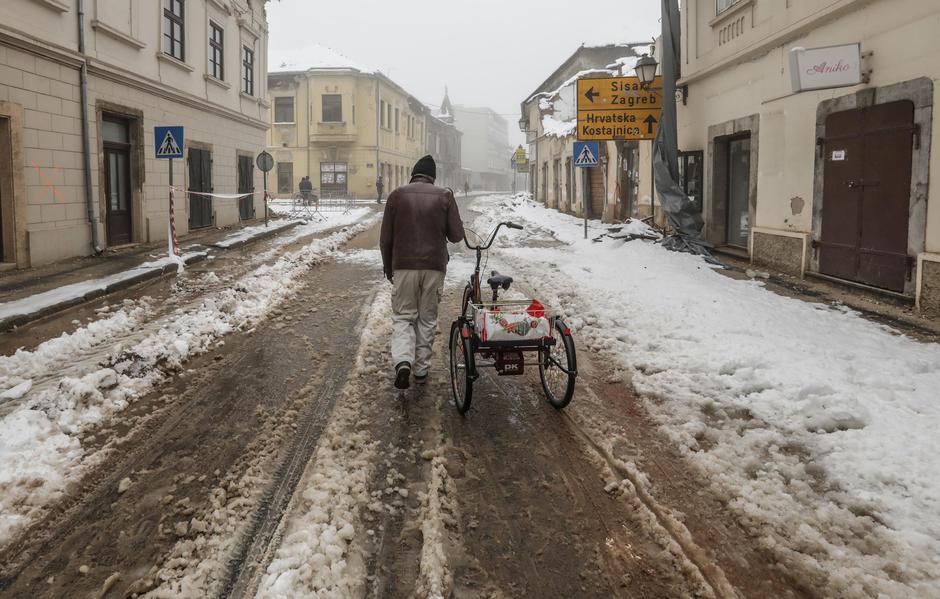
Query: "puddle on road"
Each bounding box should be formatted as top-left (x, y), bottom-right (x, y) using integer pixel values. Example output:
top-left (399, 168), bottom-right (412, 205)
top-left (346, 221), bottom-right (382, 250)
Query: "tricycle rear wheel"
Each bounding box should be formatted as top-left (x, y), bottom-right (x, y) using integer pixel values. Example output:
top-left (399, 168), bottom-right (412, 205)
top-left (449, 321), bottom-right (474, 413)
top-left (539, 318), bottom-right (576, 409)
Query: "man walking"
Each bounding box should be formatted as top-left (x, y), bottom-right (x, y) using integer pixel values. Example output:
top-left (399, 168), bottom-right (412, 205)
top-left (299, 176), bottom-right (313, 204)
top-left (380, 155), bottom-right (464, 390)
top-left (375, 175), bottom-right (384, 204)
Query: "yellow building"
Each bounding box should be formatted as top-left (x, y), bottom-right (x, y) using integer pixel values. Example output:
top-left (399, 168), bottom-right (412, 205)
top-left (266, 45), bottom-right (427, 199)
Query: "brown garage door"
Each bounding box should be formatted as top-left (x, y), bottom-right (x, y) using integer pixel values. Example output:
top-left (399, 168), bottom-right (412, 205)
top-left (819, 101), bottom-right (915, 293)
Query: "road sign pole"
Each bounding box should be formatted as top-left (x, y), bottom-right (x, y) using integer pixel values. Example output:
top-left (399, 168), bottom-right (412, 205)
top-left (263, 170), bottom-right (268, 227)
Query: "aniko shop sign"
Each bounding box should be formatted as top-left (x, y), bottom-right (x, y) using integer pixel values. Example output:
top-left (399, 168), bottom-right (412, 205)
top-left (789, 43), bottom-right (862, 92)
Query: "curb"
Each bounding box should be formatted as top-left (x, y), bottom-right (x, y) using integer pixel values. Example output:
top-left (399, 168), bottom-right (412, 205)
top-left (209, 220), bottom-right (299, 250)
top-left (0, 252), bottom-right (208, 334)
top-left (0, 219), bottom-right (304, 334)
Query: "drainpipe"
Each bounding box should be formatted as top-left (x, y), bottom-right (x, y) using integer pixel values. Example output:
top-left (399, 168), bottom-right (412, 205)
top-left (375, 75), bottom-right (380, 196)
top-left (77, 0), bottom-right (101, 254)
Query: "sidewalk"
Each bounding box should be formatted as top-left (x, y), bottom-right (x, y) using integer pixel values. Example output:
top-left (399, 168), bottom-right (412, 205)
top-left (0, 218), bottom-right (299, 332)
top-left (714, 250), bottom-right (940, 340)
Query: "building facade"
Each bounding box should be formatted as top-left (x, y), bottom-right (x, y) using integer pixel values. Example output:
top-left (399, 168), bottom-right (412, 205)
top-left (266, 47), bottom-right (428, 200)
top-left (450, 104), bottom-right (511, 191)
top-left (0, 0), bottom-right (270, 268)
top-left (426, 110), bottom-right (462, 191)
top-left (678, 0), bottom-right (940, 314)
top-left (520, 44), bottom-right (652, 223)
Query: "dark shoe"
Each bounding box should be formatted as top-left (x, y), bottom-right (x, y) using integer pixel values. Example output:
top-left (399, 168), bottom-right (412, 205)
top-left (395, 362), bottom-right (411, 390)
top-left (414, 372), bottom-right (429, 385)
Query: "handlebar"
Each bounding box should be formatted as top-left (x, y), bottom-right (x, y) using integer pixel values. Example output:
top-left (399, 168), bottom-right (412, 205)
top-left (464, 221), bottom-right (523, 250)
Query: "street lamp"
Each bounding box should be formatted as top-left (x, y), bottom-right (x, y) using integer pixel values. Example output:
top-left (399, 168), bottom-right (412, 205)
top-left (635, 54), bottom-right (659, 88)
top-left (518, 116), bottom-right (528, 133)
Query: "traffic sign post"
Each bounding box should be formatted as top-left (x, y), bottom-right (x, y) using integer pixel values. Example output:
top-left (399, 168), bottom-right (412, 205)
top-left (576, 76), bottom-right (663, 141)
top-left (154, 126), bottom-right (184, 261)
top-left (256, 151), bottom-right (275, 227)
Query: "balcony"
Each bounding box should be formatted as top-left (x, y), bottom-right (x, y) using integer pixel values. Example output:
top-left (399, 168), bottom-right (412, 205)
top-left (310, 121), bottom-right (358, 144)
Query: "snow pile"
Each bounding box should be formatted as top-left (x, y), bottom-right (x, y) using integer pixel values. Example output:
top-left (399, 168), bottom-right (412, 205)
top-left (475, 195), bottom-right (940, 596)
top-left (256, 290), bottom-right (391, 598)
top-left (619, 218), bottom-right (660, 238)
top-left (0, 218), bottom-right (378, 550)
top-left (413, 455), bottom-right (454, 599)
top-left (541, 114), bottom-right (577, 138)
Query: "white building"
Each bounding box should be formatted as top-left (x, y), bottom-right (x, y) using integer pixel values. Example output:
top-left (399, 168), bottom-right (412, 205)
top-left (520, 43), bottom-right (654, 223)
top-left (678, 0), bottom-right (940, 315)
top-left (0, 0), bottom-right (270, 268)
top-left (450, 104), bottom-right (511, 191)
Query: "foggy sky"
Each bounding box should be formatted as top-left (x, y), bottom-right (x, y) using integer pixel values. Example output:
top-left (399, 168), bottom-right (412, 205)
top-left (266, 0), bottom-right (662, 146)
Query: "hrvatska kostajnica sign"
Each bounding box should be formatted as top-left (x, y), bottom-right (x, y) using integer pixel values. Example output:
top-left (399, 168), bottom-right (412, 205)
top-left (576, 76), bottom-right (663, 141)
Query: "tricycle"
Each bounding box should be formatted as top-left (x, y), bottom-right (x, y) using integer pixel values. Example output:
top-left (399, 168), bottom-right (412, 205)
top-left (449, 221), bottom-right (577, 414)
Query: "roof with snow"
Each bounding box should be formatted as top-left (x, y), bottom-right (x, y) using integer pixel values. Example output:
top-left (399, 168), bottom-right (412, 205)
top-left (269, 43), bottom-right (373, 73)
top-left (523, 43), bottom-right (650, 104)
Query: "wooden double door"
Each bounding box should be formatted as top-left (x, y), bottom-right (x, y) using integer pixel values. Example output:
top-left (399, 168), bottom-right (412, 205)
top-left (819, 101), bottom-right (915, 293)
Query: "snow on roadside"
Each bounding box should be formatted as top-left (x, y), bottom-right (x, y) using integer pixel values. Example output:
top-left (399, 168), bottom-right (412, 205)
top-left (474, 194), bottom-right (940, 597)
top-left (0, 217), bottom-right (378, 550)
top-left (413, 452), bottom-right (455, 599)
top-left (255, 289), bottom-right (390, 598)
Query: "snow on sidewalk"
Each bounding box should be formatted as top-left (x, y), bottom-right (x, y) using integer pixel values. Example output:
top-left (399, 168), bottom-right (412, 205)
top-left (475, 194), bottom-right (940, 597)
top-left (211, 220), bottom-right (298, 249)
top-left (0, 251), bottom-right (206, 331)
top-left (0, 217), bottom-right (378, 550)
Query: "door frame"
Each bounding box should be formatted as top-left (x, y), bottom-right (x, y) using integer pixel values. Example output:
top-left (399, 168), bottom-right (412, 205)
top-left (96, 103), bottom-right (144, 246)
top-left (103, 140), bottom-right (133, 246)
top-left (706, 114), bottom-right (760, 252)
top-left (0, 103), bottom-right (29, 267)
top-left (237, 151), bottom-right (256, 220)
top-left (811, 78), bottom-right (933, 297)
top-left (186, 142), bottom-right (214, 230)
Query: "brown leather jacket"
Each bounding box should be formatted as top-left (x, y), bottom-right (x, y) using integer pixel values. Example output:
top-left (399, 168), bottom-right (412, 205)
top-left (380, 176), bottom-right (464, 276)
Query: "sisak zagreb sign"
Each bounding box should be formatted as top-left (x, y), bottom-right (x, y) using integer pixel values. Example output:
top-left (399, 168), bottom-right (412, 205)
top-left (789, 43), bottom-right (862, 93)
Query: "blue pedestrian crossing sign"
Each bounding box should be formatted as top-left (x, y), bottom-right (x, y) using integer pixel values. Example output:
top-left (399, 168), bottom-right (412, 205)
top-left (154, 126), bottom-right (184, 159)
top-left (573, 141), bottom-right (599, 168)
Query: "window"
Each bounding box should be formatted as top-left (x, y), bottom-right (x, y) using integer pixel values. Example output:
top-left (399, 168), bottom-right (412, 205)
top-left (242, 45), bottom-right (254, 95)
top-left (274, 97), bottom-right (294, 123)
top-left (163, 0), bottom-right (185, 61)
top-left (716, 0), bottom-right (740, 14)
top-left (322, 94), bottom-right (342, 122)
top-left (277, 162), bottom-right (293, 193)
top-left (678, 151), bottom-right (704, 213)
top-left (394, 108), bottom-right (399, 133)
top-left (208, 21), bottom-right (223, 80)
top-left (380, 100), bottom-right (387, 128)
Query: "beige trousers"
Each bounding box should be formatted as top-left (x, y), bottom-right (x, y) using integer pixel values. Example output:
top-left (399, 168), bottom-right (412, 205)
top-left (391, 269), bottom-right (446, 376)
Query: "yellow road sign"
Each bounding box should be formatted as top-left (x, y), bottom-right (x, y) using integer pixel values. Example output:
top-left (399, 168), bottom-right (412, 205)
top-left (577, 108), bottom-right (661, 141)
top-left (577, 76), bottom-right (663, 111)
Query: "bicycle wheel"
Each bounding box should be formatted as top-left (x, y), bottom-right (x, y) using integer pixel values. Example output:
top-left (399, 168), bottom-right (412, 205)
top-left (449, 321), bottom-right (474, 414)
top-left (461, 284), bottom-right (473, 319)
top-left (539, 317), bottom-right (577, 409)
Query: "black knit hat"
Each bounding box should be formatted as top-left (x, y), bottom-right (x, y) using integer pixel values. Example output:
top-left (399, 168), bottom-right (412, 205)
top-left (411, 155), bottom-right (436, 180)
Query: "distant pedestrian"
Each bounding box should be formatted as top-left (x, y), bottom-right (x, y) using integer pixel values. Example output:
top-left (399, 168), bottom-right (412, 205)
top-left (376, 175), bottom-right (384, 204)
top-left (380, 155), bottom-right (464, 390)
top-left (463, 181), bottom-right (470, 197)
top-left (299, 176), bottom-right (313, 204)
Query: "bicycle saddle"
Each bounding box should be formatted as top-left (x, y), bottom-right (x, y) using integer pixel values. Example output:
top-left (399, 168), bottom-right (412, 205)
top-left (487, 271), bottom-right (513, 290)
